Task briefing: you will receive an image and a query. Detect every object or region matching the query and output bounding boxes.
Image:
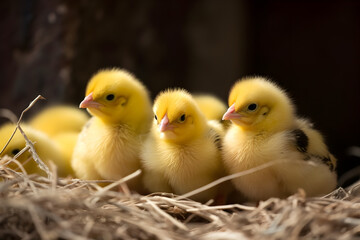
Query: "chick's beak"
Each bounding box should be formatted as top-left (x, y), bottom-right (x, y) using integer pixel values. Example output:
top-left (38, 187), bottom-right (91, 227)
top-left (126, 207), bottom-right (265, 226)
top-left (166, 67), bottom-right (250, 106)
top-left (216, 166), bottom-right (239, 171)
top-left (79, 92), bottom-right (102, 109)
top-left (222, 104), bottom-right (242, 120)
top-left (159, 114), bottom-right (172, 132)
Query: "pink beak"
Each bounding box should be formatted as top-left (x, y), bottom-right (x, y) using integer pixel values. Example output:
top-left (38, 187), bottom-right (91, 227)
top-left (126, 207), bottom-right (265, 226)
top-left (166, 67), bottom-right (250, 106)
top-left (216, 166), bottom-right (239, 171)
top-left (222, 104), bottom-right (242, 120)
top-left (79, 92), bottom-right (102, 109)
top-left (159, 114), bottom-right (172, 132)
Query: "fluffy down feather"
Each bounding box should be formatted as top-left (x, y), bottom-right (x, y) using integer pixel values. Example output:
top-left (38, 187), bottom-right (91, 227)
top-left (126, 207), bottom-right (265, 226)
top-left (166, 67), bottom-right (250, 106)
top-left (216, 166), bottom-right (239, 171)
top-left (0, 123), bottom-right (70, 177)
top-left (71, 69), bottom-right (152, 192)
top-left (193, 94), bottom-right (227, 121)
top-left (222, 77), bottom-right (337, 201)
top-left (141, 89), bottom-right (226, 202)
top-left (29, 105), bottom-right (89, 137)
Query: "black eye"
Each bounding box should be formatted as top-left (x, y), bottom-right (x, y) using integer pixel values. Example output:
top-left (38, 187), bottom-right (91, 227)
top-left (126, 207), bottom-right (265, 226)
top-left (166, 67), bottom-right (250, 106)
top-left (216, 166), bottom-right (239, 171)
top-left (179, 114), bottom-right (186, 122)
top-left (247, 103), bottom-right (257, 111)
top-left (11, 149), bottom-right (20, 156)
top-left (106, 94), bottom-right (115, 101)
top-left (154, 115), bottom-right (157, 120)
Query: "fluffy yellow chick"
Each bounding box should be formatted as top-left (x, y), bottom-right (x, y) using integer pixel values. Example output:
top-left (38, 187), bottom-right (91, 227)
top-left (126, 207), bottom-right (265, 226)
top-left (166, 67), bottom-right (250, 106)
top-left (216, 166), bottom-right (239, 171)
top-left (29, 105), bottom-right (89, 137)
top-left (71, 69), bottom-right (153, 191)
top-left (141, 89), bottom-right (225, 202)
top-left (52, 132), bottom-right (78, 176)
top-left (222, 77), bottom-right (337, 201)
top-left (193, 94), bottom-right (228, 121)
top-left (0, 123), bottom-right (69, 177)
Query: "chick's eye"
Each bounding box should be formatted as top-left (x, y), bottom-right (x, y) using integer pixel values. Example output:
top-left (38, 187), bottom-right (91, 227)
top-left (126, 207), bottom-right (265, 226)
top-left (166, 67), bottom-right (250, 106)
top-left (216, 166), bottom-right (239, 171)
top-left (247, 103), bottom-right (257, 111)
top-left (11, 149), bottom-right (20, 156)
top-left (179, 114), bottom-right (186, 122)
top-left (154, 115), bottom-right (157, 121)
top-left (106, 94), bottom-right (115, 101)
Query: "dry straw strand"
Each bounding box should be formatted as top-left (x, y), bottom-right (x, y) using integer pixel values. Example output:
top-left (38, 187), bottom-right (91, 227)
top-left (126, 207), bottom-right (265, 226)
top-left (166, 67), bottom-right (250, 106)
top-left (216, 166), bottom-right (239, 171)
top-left (0, 98), bottom-right (360, 239)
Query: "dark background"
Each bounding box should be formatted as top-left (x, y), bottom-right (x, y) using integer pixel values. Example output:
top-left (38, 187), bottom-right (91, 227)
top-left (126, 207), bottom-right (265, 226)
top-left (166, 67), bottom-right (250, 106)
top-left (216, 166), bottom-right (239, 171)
top-left (0, 0), bottom-right (359, 186)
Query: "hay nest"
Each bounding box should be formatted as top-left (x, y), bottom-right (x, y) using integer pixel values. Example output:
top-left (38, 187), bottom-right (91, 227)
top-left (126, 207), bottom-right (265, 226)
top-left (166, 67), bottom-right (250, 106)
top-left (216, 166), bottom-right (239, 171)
top-left (0, 158), bottom-right (359, 240)
top-left (1, 96), bottom-right (360, 239)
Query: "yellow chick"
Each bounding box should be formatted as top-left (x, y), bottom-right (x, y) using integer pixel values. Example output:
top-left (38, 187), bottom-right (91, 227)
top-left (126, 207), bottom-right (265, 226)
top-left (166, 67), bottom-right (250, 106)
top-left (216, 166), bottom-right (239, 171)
top-left (193, 94), bottom-right (228, 121)
top-left (52, 132), bottom-right (78, 176)
top-left (0, 123), bottom-right (69, 177)
top-left (141, 89), bottom-right (225, 202)
top-left (222, 77), bottom-right (337, 201)
top-left (29, 105), bottom-right (89, 137)
top-left (71, 69), bottom-right (153, 191)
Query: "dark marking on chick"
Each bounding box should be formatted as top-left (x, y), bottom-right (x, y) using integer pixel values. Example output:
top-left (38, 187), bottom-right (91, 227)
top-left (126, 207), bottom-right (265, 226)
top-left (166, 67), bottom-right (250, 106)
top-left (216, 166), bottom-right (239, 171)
top-left (305, 154), bottom-right (336, 172)
top-left (214, 133), bottom-right (222, 150)
top-left (321, 156), bottom-right (336, 172)
top-left (208, 127), bottom-right (222, 150)
top-left (292, 129), bottom-right (309, 153)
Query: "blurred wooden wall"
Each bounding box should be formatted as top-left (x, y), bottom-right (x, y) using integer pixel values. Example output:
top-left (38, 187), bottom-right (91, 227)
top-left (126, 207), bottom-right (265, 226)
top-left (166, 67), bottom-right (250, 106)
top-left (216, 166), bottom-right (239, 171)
top-left (0, 0), bottom-right (359, 183)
